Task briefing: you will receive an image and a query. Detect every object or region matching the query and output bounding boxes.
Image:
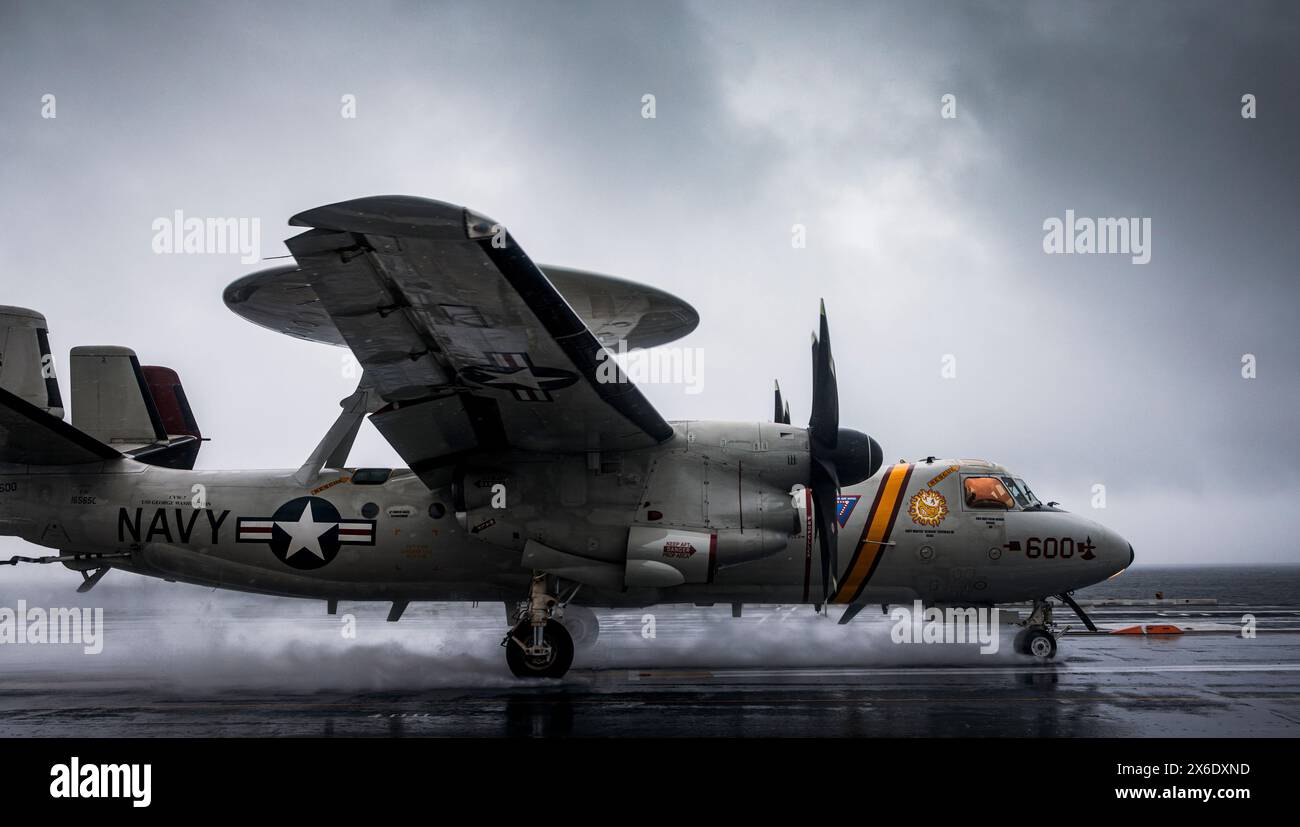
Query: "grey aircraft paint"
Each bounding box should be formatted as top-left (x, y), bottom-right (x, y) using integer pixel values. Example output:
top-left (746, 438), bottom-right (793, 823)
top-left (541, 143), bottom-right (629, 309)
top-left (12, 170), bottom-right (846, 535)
top-left (0, 197), bottom-right (1134, 677)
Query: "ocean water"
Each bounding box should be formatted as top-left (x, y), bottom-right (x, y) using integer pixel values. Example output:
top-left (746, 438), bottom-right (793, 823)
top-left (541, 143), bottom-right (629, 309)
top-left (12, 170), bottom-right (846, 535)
top-left (1079, 565), bottom-right (1300, 605)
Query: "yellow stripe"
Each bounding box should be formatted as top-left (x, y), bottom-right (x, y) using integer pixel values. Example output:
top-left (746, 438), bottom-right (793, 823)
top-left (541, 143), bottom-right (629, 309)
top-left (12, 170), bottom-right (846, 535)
top-left (833, 463), bottom-right (910, 603)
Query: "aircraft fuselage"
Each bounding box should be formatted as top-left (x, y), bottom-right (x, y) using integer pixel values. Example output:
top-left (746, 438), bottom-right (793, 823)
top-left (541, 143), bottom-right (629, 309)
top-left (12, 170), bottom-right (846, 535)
top-left (0, 422), bottom-right (1131, 609)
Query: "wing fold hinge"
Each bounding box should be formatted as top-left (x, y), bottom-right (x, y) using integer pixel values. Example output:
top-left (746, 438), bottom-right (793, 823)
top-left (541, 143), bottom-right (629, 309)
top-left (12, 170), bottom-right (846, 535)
top-left (293, 380), bottom-right (380, 487)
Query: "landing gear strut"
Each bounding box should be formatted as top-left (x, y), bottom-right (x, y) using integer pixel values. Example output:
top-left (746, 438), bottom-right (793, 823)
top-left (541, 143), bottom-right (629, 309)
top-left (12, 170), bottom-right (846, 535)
top-left (502, 574), bottom-right (575, 679)
top-left (1014, 598), bottom-right (1059, 660)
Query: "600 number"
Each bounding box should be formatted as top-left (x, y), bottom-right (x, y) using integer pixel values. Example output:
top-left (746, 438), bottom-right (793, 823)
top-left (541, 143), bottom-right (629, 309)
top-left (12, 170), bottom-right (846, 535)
top-left (1025, 536), bottom-right (1095, 559)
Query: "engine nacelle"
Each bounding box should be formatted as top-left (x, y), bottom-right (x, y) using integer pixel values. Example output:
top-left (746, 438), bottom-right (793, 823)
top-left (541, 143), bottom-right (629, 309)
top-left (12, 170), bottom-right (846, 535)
top-left (624, 525), bottom-right (788, 587)
top-left (452, 458), bottom-right (651, 561)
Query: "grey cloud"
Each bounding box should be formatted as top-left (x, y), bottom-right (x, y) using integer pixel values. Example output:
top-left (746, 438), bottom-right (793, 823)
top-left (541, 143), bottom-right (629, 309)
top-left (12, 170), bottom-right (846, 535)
top-left (0, 0), bottom-right (1295, 566)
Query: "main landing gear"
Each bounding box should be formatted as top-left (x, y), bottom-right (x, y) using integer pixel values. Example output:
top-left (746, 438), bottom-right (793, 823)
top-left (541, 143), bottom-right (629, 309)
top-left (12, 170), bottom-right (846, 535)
top-left (502, 574), bottom-right (577, 679)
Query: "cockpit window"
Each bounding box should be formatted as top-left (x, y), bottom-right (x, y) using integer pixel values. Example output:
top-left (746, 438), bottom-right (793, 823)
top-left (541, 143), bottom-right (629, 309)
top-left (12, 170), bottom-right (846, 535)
top-left (964, 476), bottom-right (1016, 509)
top-left (1010, 477), bottom-right (1041, 508)
top-left (1000, 476), bottom-right (1037, 509)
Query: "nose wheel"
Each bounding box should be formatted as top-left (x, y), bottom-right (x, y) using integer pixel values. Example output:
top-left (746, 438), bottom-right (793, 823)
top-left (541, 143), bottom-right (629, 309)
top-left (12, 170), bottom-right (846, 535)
top-left (1014, 626), bottom-right (1058, 659)
top-left (1014, 598), bottom-right (1060, 660)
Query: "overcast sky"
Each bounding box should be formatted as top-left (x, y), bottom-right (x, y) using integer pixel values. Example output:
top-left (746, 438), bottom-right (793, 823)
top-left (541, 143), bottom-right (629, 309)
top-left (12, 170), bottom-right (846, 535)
top-left (1, 0), bottom-right (1296, 571)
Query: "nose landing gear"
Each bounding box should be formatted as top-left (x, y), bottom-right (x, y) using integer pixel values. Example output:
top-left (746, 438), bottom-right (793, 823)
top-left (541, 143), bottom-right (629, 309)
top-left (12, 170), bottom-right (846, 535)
top-left (1014, 598), bottom-right (1059, 660)
top-left (1015, 626), bottom-right (1058, 659)
top-left (1013, 593), bottom-right (1097, 660)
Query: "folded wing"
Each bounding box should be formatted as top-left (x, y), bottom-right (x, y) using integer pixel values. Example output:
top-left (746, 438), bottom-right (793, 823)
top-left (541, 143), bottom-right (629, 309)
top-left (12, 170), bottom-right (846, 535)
top-left (271, 195), bottom-right (675, 485)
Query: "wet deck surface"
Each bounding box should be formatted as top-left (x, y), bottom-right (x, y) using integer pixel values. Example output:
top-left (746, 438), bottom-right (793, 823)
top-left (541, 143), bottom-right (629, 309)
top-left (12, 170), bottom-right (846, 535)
top-left (2, 597), bottom-right (1298, 737)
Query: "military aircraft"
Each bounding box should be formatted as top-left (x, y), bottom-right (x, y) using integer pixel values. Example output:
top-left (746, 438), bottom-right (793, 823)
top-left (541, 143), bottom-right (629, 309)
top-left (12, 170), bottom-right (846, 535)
top-left (0, 196), bottom-right (1134, 678)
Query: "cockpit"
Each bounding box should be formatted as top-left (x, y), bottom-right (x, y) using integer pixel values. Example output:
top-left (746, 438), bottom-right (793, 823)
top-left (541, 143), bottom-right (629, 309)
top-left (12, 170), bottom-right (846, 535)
top-left (962, 473), bottom-right (1045, 510)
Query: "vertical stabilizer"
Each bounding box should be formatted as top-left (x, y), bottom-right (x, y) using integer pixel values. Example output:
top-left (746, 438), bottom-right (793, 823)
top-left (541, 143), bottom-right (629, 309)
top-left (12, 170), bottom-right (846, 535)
top-left (0, 306), bottom-right (64, 418)
top-left (71, 346), bottom-right (166, 448)
top-left (69, 349), bottom-right (204, 469)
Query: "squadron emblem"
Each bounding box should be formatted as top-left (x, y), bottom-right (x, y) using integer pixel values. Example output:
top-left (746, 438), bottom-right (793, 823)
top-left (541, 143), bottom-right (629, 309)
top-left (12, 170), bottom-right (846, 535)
top-left (908, 488), bottom-right (948, 527)
top-left (835, 494), bottom-right (861, 527)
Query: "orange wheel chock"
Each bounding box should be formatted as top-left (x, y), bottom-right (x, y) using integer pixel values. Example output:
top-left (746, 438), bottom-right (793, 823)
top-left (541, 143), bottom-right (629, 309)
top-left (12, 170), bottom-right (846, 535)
top-left (1144, 624), bottom-right (1184, 635)
top-left (1110, 624), bottom-right (1184, 635)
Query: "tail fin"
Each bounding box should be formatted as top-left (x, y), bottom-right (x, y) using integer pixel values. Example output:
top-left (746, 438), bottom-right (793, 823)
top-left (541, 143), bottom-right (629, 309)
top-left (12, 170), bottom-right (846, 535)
top-left (0, 306), bottom-right (64, 418)
top-left (0, 307), bottom-right (119, 465)
top-left (142, 366), bottom-right (202, 439)
top-left (138, 365), bottom-right (202, 469)
top-left (71, 346), bottom-right (165, 446)
top-left (70, 347), bottom-right (203, 470)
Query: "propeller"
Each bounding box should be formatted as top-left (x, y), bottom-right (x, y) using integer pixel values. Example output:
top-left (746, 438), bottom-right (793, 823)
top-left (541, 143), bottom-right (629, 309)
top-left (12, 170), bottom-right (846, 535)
top-left (776, 300), bottom-right (884, 611)
top-left (773, 381), bottom-right (791, 425)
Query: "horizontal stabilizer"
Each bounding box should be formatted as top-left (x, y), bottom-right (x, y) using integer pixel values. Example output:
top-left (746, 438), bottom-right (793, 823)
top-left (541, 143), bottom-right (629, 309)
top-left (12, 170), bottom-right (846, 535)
top-left (0, 385), bottom-right (120, 465)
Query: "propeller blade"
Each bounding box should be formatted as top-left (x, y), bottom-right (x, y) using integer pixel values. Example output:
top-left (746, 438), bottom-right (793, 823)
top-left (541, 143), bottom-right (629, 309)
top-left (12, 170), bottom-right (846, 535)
top-left (798, 299), bottom-right (878, 610)
top-left (810, 456), bottom-right (840, 609)
top-left (808, 299), bottom-right (839, 448)
top-left (837, 603), bottom-right (866, 625)
top-left (773, 380), bottom-right (790, 425)
top-left (817, 515), bottom-right (834, 611)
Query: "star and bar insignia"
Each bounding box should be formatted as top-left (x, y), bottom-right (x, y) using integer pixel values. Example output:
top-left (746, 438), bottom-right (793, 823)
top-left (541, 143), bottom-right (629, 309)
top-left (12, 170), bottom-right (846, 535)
top-left (237, 496), bottom-right (375, 570)
top-left (459, 352), bottom-right (579, 402)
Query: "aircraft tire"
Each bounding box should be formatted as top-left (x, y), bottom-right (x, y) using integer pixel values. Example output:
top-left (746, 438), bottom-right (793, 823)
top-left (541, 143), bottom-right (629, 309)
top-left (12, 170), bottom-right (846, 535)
top-left (562, 605), bottom-right (600, 649)
top-left (506, 619), bottom-right (575, 679)
top-left (1022, 628), bottom-right (1057, 659)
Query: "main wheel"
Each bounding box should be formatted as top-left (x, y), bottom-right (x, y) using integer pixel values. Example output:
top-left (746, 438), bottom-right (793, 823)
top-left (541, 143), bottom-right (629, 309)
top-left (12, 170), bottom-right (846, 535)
top-left (1022, 628), bottom-right (1057, 660)
top-left (506, 619), bottom-right (575, 679)
top-left (561, 605), bottom-right (600, 650)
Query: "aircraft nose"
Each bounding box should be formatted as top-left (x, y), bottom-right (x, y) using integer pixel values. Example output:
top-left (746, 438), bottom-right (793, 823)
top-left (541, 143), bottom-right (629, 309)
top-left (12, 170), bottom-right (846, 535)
top-left (1103, 530), bottom-right (1134, 577)
top-left (1085, 521), bottom-right (1132, 577)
